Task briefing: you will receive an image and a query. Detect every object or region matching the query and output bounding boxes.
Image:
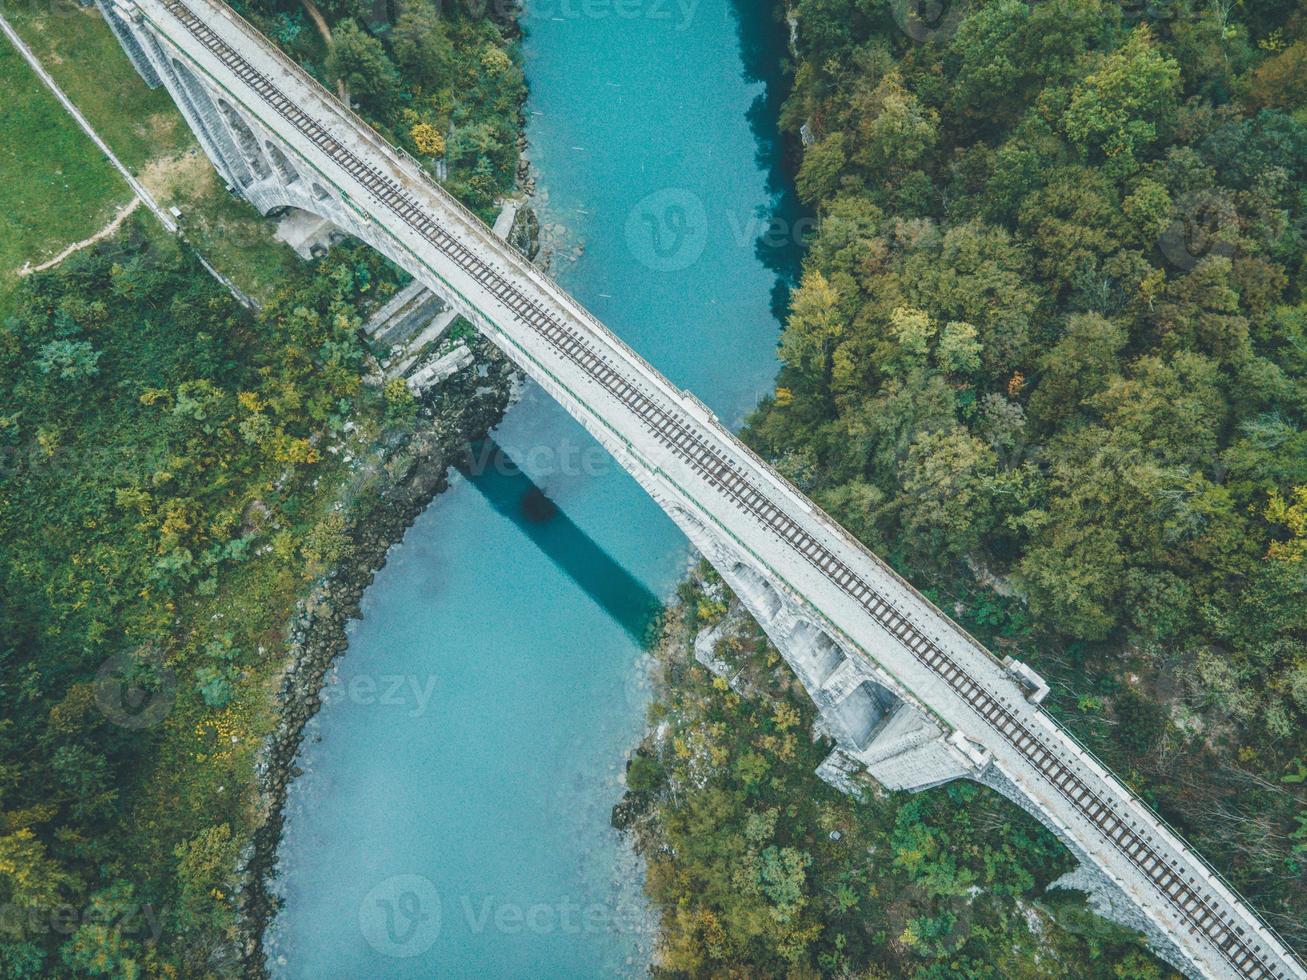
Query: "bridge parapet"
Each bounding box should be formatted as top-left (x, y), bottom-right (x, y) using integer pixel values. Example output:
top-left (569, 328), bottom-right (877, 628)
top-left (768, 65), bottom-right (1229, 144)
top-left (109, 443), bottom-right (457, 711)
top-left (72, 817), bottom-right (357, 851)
top-left (96, 2), bottom-right (1307, 974)
top-left (1002, 656), bottom-right (1050, 704)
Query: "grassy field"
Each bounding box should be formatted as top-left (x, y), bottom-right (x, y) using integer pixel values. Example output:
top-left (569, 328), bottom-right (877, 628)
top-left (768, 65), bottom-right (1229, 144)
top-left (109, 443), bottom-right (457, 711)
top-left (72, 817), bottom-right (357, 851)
top-left (0, 33), bottom-right (127, 303)
top-left (142, 149), bottom-right (304, 302)
top-left (3, 2), bottom-right (191, 172)
top-left (3, 0), bottom-right (307, 304)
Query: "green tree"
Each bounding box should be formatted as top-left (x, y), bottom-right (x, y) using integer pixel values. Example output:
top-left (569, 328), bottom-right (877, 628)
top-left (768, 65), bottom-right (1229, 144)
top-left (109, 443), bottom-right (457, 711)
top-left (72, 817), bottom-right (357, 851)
top-left (0, 830), bottom-right (75, 935)
top-left (35, 339), bottom-right (100, 381)
top-left (1062, 26), bottom-right (1181, 177)
top-left (779, 269), bottom-right (843, 382)
top-left (172, 824), bottom-right (239, 936)
top-left (326, 20), bottom-right (402, 115)
top-left (899, 428), bottom-right (1000, 563)
top-left (390, 0), bottom-right (454, 91)
top-left (1027, 313), bottom-right (1127, 428)
top-left (757, 845), bottom-right (811, 923)
top-left (59, 881), bottom-right (145, 978)
top-left (796, 132), bottom-right (846, 204)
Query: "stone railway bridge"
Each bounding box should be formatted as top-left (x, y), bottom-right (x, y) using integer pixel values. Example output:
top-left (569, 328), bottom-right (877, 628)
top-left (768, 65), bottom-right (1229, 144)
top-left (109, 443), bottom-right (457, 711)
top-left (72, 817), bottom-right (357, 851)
top-left (95, 0), bottom-right (1307, 975)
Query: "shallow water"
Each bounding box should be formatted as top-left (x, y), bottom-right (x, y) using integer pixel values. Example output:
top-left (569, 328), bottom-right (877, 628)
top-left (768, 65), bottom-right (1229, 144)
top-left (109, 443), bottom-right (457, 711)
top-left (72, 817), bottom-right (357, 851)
top-left (267, 0), bottom-right (799, 974)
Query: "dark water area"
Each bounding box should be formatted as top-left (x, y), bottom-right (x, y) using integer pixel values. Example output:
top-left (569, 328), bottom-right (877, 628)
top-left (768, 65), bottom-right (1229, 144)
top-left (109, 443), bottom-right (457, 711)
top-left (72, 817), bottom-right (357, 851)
top-left (463, 440), bottom-right (662, 643)
top-left (268, 0), bottom-right (800, 974)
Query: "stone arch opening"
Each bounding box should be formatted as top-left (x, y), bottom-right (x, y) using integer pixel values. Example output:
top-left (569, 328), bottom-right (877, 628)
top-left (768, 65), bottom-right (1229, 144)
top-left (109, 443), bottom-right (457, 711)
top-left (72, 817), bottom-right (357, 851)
top-left (217, 98), bottom-right (271, 180)
top-left (169, 57), bottom-right (253, 187)
top-left (730, 561), bottom-right (783, 623)
top-left (265, 140), bottom-right (300, 184)
top-left (788, 620), bottom-right (846, 686)
top-left (312, 182), bottom-right (332, 202)
top-left (831, 681), bottom-right (892, 750)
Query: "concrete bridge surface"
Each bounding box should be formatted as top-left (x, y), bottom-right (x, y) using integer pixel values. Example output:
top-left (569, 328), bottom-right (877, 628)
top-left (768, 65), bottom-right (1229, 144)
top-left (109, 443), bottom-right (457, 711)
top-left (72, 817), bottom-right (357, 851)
top-left (93, 0), bottom-right (1307, 975)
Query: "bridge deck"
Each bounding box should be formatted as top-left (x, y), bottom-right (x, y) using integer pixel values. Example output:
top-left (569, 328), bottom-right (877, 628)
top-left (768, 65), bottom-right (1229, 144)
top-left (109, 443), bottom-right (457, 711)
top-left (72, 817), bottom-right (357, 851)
top-left (131, 0), bottom-right (1305, 974)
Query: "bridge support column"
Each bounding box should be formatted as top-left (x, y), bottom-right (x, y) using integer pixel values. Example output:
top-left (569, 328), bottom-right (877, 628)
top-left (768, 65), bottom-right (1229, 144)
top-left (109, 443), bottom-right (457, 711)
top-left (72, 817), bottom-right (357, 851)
top-left (98, 0), bottom-right (162, 88)
top-left (663, 499), bottom-right (991, 799)
top-left (672, 504), bottom-right (1196, 974)
top-left (976, 766), bottom-right (1196, 976)
top-left (99, 0), bottom-right (400, 264)
top-left (670, 495), bottom-right (1195, 972)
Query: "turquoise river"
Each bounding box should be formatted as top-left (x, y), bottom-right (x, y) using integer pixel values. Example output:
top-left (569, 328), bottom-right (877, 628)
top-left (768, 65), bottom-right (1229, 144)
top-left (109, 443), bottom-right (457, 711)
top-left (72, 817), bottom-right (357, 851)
top-left (268, 0), bottom-right (802, 973)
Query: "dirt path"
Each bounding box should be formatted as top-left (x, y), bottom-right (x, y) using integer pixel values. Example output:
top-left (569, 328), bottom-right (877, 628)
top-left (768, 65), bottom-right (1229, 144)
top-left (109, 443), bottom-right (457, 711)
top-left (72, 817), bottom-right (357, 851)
top-left (0, 11), bottom-right (175, 233)
top-left (18, 198), bottom-right (143, 277)
top-left (1, 12), bottom-right (258, 308)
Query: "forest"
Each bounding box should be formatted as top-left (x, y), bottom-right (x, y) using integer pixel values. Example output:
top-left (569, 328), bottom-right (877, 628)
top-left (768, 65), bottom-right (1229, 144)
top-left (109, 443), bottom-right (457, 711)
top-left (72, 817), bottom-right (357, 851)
top-left (0, 225), bottom-right (413, 976)
top-left (629, 0), bottom-right (1307, 975)
top-left (4, 0), bottom-right (1306, 973)
top-left (0, 0), bottom-right (523, 973)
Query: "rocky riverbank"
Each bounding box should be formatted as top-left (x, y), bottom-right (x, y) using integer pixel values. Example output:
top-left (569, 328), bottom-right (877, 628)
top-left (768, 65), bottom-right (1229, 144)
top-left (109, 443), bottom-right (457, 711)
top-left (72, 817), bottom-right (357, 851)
top-left (233, 328), bottom-right (518, 976)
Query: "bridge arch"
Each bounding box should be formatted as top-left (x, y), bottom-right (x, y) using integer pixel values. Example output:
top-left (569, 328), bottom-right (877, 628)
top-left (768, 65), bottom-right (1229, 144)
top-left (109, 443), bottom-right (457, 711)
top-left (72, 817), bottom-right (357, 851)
top-left (730, 561), bottom-right (783, 623)
top-left (265, 140), bottom-right (300, 184)
top-left (217, 97), bottom-right (271, 180)
top-left (168, 57), bottom-right (254, 187)
top-left (787, 619), bottom-right (846, 686)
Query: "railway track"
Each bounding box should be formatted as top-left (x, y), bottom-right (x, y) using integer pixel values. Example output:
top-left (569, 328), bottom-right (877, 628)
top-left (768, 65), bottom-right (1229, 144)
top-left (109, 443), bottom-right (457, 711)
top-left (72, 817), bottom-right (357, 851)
top-left (153, 2), bottom-right (1301, 974)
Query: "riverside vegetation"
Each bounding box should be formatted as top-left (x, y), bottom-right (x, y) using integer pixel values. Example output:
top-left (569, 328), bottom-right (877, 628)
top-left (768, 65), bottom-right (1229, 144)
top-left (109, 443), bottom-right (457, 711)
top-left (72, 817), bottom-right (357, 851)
top-left (237, 0), bottom-right (526, 218)
top-left (0, 0), bottom-right (524, 974)
top-left (623, 0), bottom-right (1307, 976)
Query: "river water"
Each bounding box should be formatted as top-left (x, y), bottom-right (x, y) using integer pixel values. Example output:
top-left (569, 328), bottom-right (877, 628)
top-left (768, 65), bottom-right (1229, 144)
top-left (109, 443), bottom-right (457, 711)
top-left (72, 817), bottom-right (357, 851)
top-left (267, 0), bottom-right (800, 974)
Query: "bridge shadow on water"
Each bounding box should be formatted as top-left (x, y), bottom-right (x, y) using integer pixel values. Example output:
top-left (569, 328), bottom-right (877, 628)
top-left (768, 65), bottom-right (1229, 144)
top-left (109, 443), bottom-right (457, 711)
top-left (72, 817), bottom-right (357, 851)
top-left (460, 439), bottom-right (663, 645)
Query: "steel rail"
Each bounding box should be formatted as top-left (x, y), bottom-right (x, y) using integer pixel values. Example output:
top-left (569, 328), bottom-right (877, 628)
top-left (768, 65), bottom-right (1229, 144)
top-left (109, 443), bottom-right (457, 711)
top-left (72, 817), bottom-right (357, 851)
top-left (153, 2), bottom-right (1303, 973)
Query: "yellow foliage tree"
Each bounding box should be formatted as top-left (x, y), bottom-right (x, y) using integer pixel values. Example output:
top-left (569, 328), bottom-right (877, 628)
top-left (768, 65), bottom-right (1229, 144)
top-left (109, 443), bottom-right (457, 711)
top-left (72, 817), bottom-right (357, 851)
top-left (1266, 486), bottom-right (1307, 562)
top-left (409, 122), bottom-right (445, 157)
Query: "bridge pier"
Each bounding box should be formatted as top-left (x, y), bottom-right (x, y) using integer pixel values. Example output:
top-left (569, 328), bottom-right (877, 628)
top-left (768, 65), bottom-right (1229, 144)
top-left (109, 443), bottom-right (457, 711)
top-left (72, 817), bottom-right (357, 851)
top-left (665, 497), bottom-right (991, 794)
top-left (92, 0), bottom-right (1307, 971)
top-left (669, 495), bottom-right (1197, 974)
top-left (100, 0), bottom-right (401, 266)
top-left (978, 765), bottom-right (1196, 975)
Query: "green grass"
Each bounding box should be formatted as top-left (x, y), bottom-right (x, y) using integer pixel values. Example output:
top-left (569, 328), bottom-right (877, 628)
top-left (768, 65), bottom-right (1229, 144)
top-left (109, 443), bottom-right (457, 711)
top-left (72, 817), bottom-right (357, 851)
top-left (148, 153), bottom-right (306, 305)
top-left (184, 188), bottom-right (304, 304)
top-left (3, 1), bottom-right (191, 172)
top-left (0, 33), bottom-right (127, 299)
top-left (2, 0), bottom-right (307, 303)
